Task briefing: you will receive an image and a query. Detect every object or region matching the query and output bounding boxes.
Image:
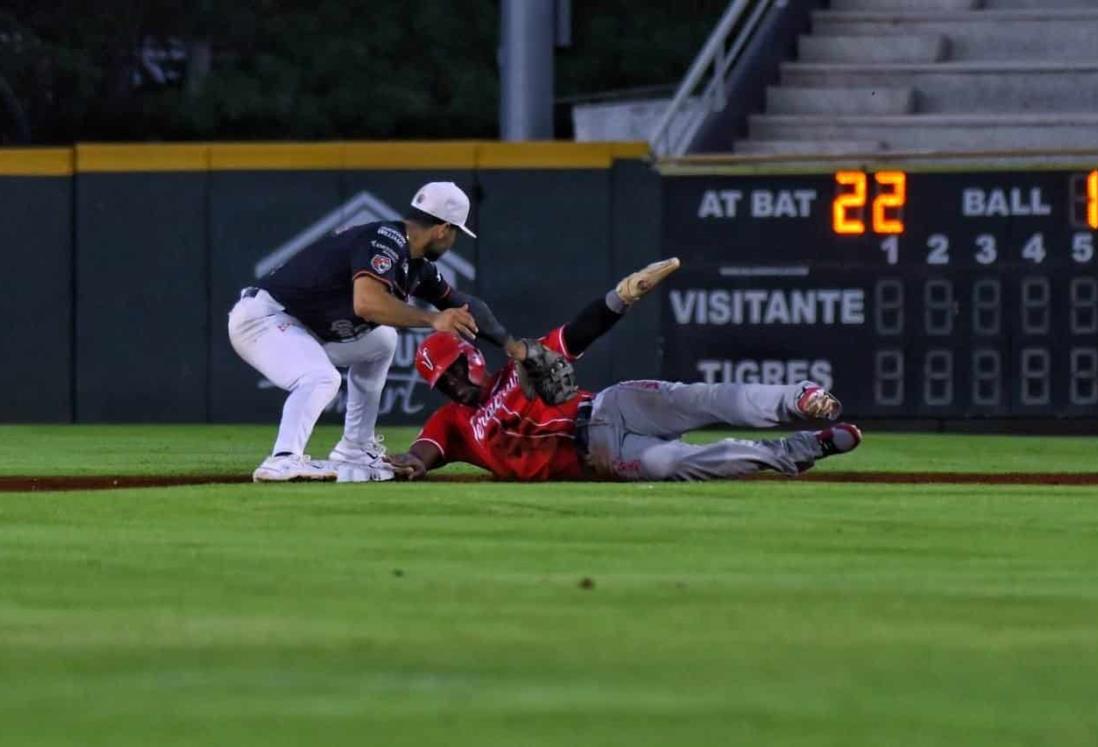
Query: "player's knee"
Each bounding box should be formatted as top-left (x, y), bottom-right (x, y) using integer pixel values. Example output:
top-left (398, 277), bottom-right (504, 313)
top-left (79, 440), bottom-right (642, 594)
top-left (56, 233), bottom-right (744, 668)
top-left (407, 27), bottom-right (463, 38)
top-left (639, 448), bottom-right (680, 481)
top-left (371, 325), bottom-right (399, 361)
top-left (298, 366), bottom-right (342, 399)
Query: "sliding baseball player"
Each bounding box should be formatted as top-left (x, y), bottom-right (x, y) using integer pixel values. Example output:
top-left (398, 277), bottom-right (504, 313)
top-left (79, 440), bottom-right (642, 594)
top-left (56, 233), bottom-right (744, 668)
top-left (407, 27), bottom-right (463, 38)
top-left (386, 258), bottom-right (862, 482)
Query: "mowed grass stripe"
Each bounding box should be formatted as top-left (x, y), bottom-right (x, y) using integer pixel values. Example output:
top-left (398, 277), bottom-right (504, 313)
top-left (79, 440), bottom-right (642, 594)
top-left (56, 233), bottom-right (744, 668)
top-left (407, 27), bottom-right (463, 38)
top-left (1, 480), bottom-right (1097, 746)
top-left (1, 425), bottom-right (1097, 476)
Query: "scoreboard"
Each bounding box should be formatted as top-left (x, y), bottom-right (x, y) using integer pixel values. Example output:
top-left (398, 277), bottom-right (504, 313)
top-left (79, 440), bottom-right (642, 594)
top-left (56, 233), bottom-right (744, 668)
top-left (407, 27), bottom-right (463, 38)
top-left (660, 166), bottom-right (1098, 418)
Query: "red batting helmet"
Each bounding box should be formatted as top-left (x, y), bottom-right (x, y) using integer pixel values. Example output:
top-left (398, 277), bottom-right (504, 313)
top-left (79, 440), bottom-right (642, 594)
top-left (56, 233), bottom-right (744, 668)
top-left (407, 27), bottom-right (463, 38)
top-left (415, 332), bottom-right (487, 388)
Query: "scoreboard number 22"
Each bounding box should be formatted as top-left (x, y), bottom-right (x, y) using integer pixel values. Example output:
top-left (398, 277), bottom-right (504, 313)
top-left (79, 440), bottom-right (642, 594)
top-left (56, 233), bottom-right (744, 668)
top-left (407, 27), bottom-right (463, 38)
top-left (833, 168), bottom-right (1098, 266)
top-left (832, 170), bottom-right (906, 236)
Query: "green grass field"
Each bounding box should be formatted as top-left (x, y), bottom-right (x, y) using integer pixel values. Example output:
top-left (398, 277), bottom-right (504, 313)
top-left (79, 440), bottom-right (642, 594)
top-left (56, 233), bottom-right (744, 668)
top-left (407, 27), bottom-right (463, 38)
top-left (1, 425), bottom-right (1097, 746)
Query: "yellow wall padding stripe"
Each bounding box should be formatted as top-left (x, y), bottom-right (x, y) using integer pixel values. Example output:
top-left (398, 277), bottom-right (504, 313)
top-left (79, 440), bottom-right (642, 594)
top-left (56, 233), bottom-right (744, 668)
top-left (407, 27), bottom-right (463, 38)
top-left (610, 141), bottom-right (651, 160)
top-left (477, 141), bottom-right (640, 169)
top-left (210, 141), bottom-right (648, 170)
top-left (0, 141), bottom-right (650, 174)
top-left (76, 143), bottom-right (210, 172)
top-left (0, 148), bottom-right (74, 176)
top-left (208, 142), bottom-right (343, 170)
top-left (342, 141), bottom-right (479, 170)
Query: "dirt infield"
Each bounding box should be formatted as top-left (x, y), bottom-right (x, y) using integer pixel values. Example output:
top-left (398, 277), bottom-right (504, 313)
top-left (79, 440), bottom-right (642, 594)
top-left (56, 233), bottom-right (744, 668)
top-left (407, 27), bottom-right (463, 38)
top-left (0, 475), bottom-right (252, 491)
top-left (2, 471), bottom-right (1098, 491)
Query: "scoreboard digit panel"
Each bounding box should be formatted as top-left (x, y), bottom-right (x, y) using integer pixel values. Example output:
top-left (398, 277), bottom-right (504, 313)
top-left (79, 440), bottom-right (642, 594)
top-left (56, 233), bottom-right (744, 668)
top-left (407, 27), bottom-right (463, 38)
top-left (661, 167), bottom-right (1098, 418)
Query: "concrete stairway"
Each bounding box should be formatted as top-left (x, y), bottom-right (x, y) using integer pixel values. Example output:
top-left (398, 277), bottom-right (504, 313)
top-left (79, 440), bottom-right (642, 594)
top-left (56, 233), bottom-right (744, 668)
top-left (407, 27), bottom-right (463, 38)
top-left (733, 0), bottom-right (1098, 155)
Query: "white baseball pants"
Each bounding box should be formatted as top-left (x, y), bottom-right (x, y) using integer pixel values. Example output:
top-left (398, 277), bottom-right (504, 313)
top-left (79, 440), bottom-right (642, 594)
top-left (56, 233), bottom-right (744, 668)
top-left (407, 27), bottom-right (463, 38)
top-left (227, 289), bottom-right (397, 456)
top-left (584, 380), bottom-right (823, 481)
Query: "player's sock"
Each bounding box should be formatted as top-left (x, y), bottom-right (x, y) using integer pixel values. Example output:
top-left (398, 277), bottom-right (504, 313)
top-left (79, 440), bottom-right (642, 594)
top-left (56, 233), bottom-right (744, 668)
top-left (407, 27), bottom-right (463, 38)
top-left (273, 451), bottom-right (293, 457)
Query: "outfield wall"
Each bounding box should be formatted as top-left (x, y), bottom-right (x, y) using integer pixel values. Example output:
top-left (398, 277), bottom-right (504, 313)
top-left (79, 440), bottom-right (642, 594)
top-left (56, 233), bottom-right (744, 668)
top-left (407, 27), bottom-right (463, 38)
top-left (0, 142), bottom-right (658, 424)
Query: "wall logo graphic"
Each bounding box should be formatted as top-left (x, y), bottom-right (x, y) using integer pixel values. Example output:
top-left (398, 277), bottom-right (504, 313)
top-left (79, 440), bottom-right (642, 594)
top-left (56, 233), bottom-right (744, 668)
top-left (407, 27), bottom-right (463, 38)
top-left (253, 190), bottom-right (476, 417)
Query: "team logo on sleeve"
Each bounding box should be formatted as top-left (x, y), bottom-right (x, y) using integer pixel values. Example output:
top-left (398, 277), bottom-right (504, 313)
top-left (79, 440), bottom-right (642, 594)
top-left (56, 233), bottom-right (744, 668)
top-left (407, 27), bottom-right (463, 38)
top-left (371, 255), bottom-right (393, 274)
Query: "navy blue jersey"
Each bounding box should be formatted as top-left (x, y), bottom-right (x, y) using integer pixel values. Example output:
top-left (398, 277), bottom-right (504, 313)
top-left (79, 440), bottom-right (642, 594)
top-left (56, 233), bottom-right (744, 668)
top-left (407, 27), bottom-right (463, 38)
top-left (257, 220), bottom-right (453, 341)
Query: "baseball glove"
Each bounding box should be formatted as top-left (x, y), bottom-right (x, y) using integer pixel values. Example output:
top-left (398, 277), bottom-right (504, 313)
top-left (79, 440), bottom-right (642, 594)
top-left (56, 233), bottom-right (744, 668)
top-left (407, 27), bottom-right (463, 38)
top-left (517, 339), bottom-right (578, 405)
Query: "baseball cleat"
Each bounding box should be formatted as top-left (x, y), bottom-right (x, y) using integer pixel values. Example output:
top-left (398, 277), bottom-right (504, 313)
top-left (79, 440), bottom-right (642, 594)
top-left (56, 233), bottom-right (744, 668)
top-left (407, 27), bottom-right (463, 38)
top-left (328, 436), bottom-right (387, 465)
top-left (815, 423), bottom-right (862, 458)
top-left (615, 257), bottom-right (681, 305)
top-left (252, 454), bottom-right (338, 482)
top-left (796, 381), bottom-right (842, 420)
top-left (331, 461), bottom-right (396, 483)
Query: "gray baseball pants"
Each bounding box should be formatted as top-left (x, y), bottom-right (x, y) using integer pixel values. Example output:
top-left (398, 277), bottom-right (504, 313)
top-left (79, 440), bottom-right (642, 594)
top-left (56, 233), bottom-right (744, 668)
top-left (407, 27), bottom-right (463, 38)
top-left (584, 380), bottom-right (823, 481)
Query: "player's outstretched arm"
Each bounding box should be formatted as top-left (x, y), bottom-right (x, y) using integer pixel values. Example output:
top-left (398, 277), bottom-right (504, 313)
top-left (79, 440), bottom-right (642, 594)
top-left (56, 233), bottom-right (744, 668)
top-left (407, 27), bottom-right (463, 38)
top-left (385, 441), bottom-right (443, 481)
top-left (354, 276), bottom-right (478, 338)
top-left (408, 264), bottom-right (524, 358)
top-left (439, 289), bottom-right (528, 359)
top-left (561, 258), bottom-right (681, 357)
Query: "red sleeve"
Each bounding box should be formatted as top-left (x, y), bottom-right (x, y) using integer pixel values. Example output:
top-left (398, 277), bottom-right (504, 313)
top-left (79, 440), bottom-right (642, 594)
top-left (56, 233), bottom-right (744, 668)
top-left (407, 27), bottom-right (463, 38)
top-left (412, 404), bottom-right (464, 460)
top-left (538, 325), bottom-right (580, 362)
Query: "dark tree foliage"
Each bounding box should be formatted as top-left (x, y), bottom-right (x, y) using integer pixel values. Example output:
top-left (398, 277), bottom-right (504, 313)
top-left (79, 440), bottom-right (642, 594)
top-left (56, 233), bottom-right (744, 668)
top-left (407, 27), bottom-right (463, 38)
top-left (0, 0), bottom-right (723, 144)
top-left (558, 0), bottom-right (728, 98)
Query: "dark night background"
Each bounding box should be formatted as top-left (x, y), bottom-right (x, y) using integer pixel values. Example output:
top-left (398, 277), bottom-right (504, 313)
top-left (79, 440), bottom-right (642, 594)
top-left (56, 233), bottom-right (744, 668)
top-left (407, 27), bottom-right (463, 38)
top-left (0, 0), bottom-right (725, 144)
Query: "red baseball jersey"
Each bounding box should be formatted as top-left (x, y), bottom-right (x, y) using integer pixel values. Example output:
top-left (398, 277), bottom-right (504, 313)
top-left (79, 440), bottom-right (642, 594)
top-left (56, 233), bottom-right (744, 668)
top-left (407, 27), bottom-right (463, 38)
top-left (413, 326), bottom-right (590, 481)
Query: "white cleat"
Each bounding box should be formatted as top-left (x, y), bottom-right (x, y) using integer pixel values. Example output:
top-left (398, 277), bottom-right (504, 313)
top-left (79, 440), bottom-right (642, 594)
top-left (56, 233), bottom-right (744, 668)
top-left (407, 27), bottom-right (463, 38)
top-left (252, 454), bottom-right (338, 483)
top-left (796, 381), bottom-right (843, 421)
top-left (328, 436), bottom-right (386, 464)
top-left (615, 257), bottom-right (681, 305)
top-left (326, 438), bottom-right (394, 482)
top-left (331, 461), bottom-right (396, 483)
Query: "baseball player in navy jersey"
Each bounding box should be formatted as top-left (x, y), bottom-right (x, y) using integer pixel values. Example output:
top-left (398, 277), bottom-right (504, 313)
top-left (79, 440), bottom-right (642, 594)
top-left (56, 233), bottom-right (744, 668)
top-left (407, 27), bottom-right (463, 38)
top-left (228, 182), bottom-right (527, 482)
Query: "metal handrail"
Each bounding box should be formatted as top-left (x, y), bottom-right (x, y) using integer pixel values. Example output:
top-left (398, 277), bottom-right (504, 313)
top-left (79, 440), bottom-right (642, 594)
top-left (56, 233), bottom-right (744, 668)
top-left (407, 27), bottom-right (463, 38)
top-left (649, 0), bottom-right (774, 157)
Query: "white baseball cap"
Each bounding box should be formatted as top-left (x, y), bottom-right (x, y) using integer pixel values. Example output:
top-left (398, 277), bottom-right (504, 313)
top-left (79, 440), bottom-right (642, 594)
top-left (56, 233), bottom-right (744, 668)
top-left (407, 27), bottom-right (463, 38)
top-left (411, 182), bottom-right (476, 238)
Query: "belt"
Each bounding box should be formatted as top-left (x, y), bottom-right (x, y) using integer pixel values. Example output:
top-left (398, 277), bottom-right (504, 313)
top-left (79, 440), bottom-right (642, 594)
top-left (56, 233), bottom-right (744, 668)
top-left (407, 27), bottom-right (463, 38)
top-left (573, 398), bottom-right (594, 456)
top-left (241, 286), bottom-right (260, 299)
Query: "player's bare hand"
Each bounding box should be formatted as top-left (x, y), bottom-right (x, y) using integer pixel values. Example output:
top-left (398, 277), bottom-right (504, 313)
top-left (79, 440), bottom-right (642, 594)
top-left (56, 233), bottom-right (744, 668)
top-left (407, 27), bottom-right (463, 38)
top-left (433, 306), bottom-right (478, 340)
top-left (385, 452), bottom-right (427, 481)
